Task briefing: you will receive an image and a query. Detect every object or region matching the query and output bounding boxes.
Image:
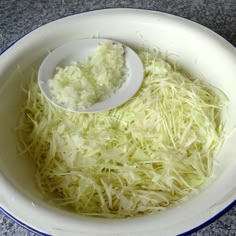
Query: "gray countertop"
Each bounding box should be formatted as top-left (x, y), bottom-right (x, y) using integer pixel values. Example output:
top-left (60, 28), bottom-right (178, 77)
top-left (0, 0), bottom-right (235, 235)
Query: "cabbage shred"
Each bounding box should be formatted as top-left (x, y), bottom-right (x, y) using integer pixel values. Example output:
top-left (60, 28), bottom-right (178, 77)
top-left (18, 49), bottom-right (227, 218)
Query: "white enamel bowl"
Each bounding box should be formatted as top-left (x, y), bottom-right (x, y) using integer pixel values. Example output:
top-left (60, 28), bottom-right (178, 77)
top-left (0, 9), bottom-right (236, 236)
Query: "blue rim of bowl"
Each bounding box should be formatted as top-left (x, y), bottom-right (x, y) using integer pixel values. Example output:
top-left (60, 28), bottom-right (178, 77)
top-left (1, 201), bottom-right (236, 236)
top-left (0, 207), bottom-right (51, 236)
top-left (0, 8), bottom-right (236, 236)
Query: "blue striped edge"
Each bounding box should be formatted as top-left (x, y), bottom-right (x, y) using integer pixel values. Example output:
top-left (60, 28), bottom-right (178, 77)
top-left (178, 199), bottom-right (236, 235)
top-left (0, 207), bottom-right (51, 236)
top-left (0, 9), bottom-right (236, 236)
top-left (0, 36), bottom-right (22, 56)
top-left (1, 200), bottom-right (236, 235)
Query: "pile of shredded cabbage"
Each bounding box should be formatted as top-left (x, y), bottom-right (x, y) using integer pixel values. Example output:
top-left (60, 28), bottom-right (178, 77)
top-left (17, 49), bottom-right (227, 218)
top-left (48, 42), bottom-right (126, 110)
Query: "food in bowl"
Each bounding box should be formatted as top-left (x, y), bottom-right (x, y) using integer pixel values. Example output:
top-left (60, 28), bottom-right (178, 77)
top-left (17, 46), bottom-right (228, 218)
top-left (48, 42), bottom-right (127, 110)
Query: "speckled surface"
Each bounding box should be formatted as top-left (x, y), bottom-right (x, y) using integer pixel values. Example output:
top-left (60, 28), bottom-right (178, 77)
top-left (0, 0), bottom-right (235, 235)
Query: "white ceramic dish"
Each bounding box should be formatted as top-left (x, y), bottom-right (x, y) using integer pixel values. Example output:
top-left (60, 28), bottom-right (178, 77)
top-left (0, 9), bottom-right (236, 236)
top-left (38, 38), bottom-right (144, 113)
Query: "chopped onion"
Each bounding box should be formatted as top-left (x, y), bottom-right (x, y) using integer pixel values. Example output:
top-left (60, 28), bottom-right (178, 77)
top-left (48, 42), bottom-right (126, 110)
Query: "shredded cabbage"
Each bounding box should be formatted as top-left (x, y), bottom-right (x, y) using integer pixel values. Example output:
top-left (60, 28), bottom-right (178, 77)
top-left (48, 42), bottom-right (126, 110)
top-left (17, 49), bottom-right (228, 218)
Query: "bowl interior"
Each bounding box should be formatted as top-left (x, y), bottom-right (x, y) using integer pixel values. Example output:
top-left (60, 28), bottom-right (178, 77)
top-left (0, 9), bottom-right (236, 235)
